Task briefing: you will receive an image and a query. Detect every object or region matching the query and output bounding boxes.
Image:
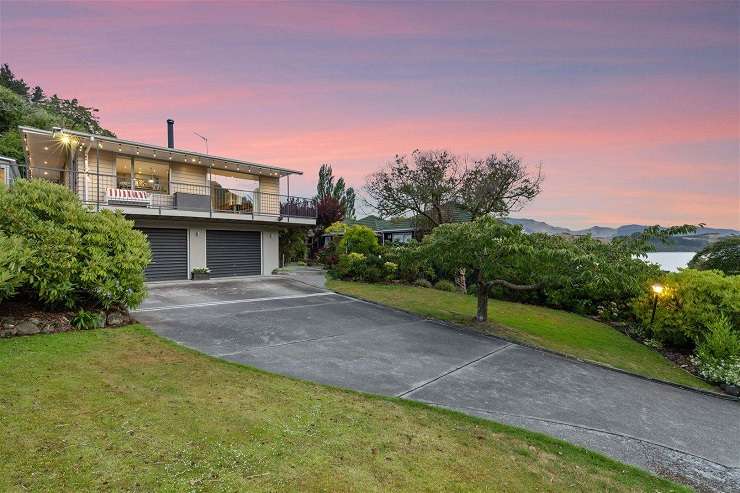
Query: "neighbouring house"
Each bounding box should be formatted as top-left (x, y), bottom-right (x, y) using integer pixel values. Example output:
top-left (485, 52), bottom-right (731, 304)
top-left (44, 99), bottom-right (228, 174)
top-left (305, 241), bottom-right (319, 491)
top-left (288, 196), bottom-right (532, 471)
top-left (319, 207), bottom-right (475, 248)
top-left (16, 121), bottom-right (316, 281)
top-left (0, 155), bottom-right (20, 185)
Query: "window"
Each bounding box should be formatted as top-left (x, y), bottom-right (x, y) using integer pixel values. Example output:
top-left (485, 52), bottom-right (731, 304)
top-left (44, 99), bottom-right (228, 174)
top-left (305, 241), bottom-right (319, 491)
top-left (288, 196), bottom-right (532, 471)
top-left (0, 166), bottom-right (6, 185)
top-left (116, 156), bottom-right (169, 193)
top-left (390, 232), bottom-right (413, 243)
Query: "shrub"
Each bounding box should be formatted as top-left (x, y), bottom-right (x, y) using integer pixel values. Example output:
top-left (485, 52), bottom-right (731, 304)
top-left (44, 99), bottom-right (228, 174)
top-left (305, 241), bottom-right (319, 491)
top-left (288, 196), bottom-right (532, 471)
top-left (0, 232), bottom-right (30, 301)
top-left (692, 317), bottom-right (740, 386)
top-left (383, 262), bottom-right (398, 281)
top-left (633, 269), bottom-right (740, 349)
top-left (337, 225), bottom-right (379, 255)
top-left (71, 309), bottom-right (102, 330)
top-left (335, 252), bottom-right (367, 280)
top-left (413, 279), bottom-right (433, 288)
top-left (0, 179), bottom-right (151, 309)
top-left (434, 279), bottom-right (456, 292)
top-left (688, 236), bottom-right (740, 275)
top-left (383, 241), bottom-right (434, 283)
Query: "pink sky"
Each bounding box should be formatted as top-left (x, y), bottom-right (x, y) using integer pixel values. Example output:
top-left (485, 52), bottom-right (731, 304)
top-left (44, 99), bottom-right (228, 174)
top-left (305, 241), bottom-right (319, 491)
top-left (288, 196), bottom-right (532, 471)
top-left (1, 0), bottom-right (737, 228)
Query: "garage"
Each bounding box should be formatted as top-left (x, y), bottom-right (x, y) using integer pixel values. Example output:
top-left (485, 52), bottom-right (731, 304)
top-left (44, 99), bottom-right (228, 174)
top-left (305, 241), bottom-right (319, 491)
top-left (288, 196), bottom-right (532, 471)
top-left (137, 228), bottom-right (189, 281)
top-left (206, 230), bottom-right (261, 277)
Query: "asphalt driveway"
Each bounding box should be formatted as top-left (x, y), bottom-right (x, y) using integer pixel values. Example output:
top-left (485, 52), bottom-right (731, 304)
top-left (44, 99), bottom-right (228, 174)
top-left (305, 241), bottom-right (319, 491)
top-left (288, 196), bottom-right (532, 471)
top-left (135, 276), bottom-right (740, 492)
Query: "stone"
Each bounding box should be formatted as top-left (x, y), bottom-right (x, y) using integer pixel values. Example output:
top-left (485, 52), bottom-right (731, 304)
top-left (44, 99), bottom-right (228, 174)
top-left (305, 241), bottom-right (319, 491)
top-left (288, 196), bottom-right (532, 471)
top-left (96, 312), bottom-right (107, 329)
top-left (15, 320), bottom-right (41, 336)
top-left (720, 384), bottom-right (740, 397)
top-left (106, 311), bottom-right (128, 327)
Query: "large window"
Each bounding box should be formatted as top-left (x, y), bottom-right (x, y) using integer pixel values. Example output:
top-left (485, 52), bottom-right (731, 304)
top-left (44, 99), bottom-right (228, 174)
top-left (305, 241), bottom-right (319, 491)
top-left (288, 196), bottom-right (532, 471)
top-left (0, 165), bottom-right (6, 185)
top-left (116, 157), bottom-right (169, 193)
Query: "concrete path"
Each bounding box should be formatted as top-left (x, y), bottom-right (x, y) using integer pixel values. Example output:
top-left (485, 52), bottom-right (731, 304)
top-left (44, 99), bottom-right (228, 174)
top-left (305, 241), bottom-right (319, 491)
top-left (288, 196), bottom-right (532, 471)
top-left (135, 276), bottom-right (740, 492)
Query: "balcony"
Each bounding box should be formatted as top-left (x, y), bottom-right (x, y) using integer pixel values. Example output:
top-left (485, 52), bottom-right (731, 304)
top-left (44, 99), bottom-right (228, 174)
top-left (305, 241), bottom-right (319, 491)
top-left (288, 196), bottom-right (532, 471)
top-left (12, 165), bottom-right (317, 221)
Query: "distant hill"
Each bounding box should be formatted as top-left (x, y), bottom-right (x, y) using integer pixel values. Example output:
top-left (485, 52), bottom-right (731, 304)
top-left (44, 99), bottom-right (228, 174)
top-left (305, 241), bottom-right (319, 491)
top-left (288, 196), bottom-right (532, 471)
top-left (504, 217), bottom-right (739, 252)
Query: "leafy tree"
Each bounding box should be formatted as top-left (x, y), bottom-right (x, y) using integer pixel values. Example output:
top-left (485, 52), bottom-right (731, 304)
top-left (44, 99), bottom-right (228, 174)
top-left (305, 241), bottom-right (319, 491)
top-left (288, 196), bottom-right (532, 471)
top-left (316, 196), bottom-right (345, 229)
top-left (316, 164), bottom-right (355, 224)
top-left (421, 217), bottom-right (554, 321)
top-left (688, 236), bottom-right (740, 275)
top-left (366, 150), bottom-right (459, 230)
top-left (338, 225), bottom-right (379, 255)
top-left (457, 153), bottom-right (543, 218)
top-left (0, 63), bottom-right (29, 97)
top-left (279, 227), bottom-right (308, 265)
top-left (30, 86), bottom-right (46, 103)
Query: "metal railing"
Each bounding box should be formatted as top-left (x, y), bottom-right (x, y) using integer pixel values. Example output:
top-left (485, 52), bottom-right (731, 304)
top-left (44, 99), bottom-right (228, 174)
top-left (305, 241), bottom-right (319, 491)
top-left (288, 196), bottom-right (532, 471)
top-left (10, 165), bottom-right (317, 219)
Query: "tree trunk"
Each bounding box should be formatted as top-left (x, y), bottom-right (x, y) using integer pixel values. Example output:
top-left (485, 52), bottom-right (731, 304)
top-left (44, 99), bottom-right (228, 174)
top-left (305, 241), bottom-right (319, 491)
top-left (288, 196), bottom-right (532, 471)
top-left (455, 267), bottom-right (467, 293)
top-left (475, 270), bottom-right (488, 322)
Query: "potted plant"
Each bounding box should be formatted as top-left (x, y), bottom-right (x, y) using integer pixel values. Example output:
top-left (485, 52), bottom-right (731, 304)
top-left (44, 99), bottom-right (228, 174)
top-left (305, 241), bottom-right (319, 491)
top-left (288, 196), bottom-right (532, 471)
top-left (192, 267), bottom-right (211, 281)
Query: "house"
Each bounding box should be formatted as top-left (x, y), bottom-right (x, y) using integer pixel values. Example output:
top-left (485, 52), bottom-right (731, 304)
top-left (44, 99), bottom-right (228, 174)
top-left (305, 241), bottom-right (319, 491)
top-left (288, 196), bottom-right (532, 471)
top-left (0, 155), bottom-right (20, 185)
top-left (16, 121), bottom-right (316, 281)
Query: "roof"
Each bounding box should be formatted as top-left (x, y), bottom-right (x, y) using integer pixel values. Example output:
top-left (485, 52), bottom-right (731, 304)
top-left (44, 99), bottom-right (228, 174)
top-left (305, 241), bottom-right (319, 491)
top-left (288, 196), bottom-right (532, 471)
top-left (348, 215), bottom-right (416, 232)
top-left (19, 126), bottom-right (303, 178)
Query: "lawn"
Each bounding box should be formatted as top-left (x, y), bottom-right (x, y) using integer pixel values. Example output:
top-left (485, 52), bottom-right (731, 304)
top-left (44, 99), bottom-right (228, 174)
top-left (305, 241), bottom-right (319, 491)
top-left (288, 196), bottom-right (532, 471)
top-left (327, 280), bottom-right (712, 391)
top-left (0, 325), bottom-right (687, 492)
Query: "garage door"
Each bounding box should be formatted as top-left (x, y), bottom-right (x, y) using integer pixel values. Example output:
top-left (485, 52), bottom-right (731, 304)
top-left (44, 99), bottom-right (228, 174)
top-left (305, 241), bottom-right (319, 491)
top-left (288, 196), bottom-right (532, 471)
top-left (206, 230), bottom-right (261, 277)
top-left (137, 228), bottom-right (188, 281)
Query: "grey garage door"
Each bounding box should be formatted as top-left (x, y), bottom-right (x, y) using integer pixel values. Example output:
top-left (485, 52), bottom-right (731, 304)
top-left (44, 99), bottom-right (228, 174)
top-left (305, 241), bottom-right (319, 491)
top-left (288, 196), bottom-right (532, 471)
top-left (137, 228), bottom-right (188, 281)
top-left (206, 230), bottom-right (261, 277)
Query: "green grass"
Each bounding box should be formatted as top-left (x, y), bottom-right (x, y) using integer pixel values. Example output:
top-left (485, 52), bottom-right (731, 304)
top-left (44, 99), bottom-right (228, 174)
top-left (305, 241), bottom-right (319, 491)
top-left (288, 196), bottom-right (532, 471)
top-left (0, 325), bottom-right (688, 492)
top-left (327, 280), bottom-right (713, 391)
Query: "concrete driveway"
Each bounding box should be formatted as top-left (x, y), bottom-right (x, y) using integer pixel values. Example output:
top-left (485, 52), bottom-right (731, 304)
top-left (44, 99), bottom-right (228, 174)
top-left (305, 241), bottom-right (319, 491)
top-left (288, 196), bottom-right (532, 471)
top-left (135, 276), bottom-right (740, 492)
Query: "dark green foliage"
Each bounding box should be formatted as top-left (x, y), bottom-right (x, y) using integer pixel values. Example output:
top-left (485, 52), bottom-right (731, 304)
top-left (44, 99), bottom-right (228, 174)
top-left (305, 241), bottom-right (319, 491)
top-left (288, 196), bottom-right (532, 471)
top-left (434, 280), bottom-right (457, 292)
top-left (688, 237), bottom-right (740, 275)
top-left (0, 232), bottom-right (30, 300)
top-left (71, 309), bottom-right (102, 330)
top-left (0, 65), bottom-right (115, 165)
top-left (333, 253), bottom-right (385, 282)
top-left (413, 279), bottom-right (433, 288)
top-left (633, 269), bottom-right (739, 349)
top-left (279, 228), bottom-right (308, 264)
top-left (0, 180), bottom-right (151, 309)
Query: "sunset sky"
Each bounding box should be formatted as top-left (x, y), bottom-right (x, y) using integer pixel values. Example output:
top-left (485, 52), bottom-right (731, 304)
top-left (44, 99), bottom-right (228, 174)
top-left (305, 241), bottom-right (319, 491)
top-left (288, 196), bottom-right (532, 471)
top-left (1, 0), bottom-right (737, 229)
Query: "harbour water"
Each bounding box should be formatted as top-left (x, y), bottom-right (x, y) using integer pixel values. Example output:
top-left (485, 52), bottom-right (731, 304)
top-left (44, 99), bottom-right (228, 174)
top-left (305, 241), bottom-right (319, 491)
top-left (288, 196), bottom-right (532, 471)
top-left (643, 252), bottom-right (695, 272)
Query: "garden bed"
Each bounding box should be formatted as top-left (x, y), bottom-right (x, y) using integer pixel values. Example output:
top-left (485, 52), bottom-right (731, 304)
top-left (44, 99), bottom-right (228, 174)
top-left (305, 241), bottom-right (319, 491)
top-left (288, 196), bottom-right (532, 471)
top-left (0, 300), bottom-right (131, 338)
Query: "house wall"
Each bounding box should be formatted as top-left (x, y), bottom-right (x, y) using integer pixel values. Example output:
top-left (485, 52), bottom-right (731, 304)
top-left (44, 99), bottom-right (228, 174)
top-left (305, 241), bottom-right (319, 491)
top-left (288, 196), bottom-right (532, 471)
top-left (133, 218), bottom-right (280, 277)
top-left (257, 176), bottom-right (280, 215)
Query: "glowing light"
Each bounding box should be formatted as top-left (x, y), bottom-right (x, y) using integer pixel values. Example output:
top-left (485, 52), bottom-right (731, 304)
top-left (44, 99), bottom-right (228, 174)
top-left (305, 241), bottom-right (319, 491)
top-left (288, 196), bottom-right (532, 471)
top-left (43, 146), bottom-right (49, 151)
top-left (59, 134), bottom-right (71, 145)
top-left (651, 284), bottom-right (664, 295)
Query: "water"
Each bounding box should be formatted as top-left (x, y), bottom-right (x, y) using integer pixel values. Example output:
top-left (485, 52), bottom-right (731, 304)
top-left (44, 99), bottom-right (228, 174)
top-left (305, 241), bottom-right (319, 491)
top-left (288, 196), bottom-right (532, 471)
top-left (643, 252), bottom-right (695, 272)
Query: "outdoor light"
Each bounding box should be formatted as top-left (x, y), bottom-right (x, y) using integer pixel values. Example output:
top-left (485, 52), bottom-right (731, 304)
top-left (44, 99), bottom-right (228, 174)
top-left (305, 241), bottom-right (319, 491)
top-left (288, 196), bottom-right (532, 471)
top-left (649, 283), bottom-right (665, 327)
top-left (59, 134), bottom-right (71, 145)
top-left (43, 146), bottom-right (48, 151)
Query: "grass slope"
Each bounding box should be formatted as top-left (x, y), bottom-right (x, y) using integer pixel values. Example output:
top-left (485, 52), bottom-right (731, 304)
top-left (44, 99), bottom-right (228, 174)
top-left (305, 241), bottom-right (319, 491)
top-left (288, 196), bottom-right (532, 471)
top-left (327, 280), bottom-right (711, 391)
top-left (0, 326), bottom-right (687, 492)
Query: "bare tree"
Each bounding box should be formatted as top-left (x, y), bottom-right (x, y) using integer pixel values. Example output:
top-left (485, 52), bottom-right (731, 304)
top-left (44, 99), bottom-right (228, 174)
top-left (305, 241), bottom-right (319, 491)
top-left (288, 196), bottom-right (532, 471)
top-left (365, 150), bottom-right (459, 230)
top-left (457, 153), bottom-right (543, 219)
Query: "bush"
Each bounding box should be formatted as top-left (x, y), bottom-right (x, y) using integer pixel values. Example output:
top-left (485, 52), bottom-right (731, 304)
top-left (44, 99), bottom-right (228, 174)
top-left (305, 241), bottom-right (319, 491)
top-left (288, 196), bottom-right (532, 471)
top-left (633, 269), bottom-right (740, 349)
top-left (413, 279), bottom-right (433, 289)
top-left (383, 241), bottom-right (434, 283)
top-left (71, 309), bottom-right (102, 330)
top-left (383, 262), bottom-right (398, 281)
top-left (0, 232), bottom-right (30, 301)
top-left (692, 316), bottom-right (740, 386)
top-left (688, 236), bottom-right (740, 275)
top-left (0, 179), bottom-right (151, 309)
top-left (434, 279), bottom-right (456, 292)
top-left (337, 225), bottom-right (379, 255)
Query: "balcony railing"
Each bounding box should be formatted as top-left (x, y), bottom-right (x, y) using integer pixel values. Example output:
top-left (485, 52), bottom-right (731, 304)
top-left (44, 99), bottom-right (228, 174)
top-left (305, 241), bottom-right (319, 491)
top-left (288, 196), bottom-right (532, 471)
top-left (10, 165), bottom-right (317, 219)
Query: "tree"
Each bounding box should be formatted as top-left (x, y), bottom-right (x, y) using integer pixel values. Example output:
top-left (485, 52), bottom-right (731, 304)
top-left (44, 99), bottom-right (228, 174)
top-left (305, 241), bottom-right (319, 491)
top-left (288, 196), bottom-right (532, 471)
top-left (316, 164), bottom-right (355, 223)
top-left (0, 64), bottom-right (29, 98)
top-left (316, 196), bottom-right (345, 229)
top-left (421, 216), bottom-right (552, 321)
top-left (279, 227), bottom-right (308, 265)
top-left (30, 86), bottom-right (46, 103)
top-left (365, 150), bottom-right (459, 230)
top-left (457, 153), bottom-right (543, 219)
top-left (688, 236), bottom-right (740, 275)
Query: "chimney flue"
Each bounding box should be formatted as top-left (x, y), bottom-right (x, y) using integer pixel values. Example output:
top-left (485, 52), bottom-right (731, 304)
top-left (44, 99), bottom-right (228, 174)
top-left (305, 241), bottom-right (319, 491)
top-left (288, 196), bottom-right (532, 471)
top-left (167, 119), bottom-right (174, 148)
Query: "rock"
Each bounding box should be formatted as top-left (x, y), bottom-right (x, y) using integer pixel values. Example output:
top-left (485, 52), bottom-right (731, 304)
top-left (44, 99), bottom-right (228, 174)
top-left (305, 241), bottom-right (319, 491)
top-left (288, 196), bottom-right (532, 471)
top-left (106, 310), bottom-right (128, 327)
top-left (96, 312), bottom-right (107, 328)
top-left (15, 320), bottom-right (41, 336)
top-left (1, 318), bottom-right (16, 330)
top-left (720, 384), bottom-right (740, 397)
